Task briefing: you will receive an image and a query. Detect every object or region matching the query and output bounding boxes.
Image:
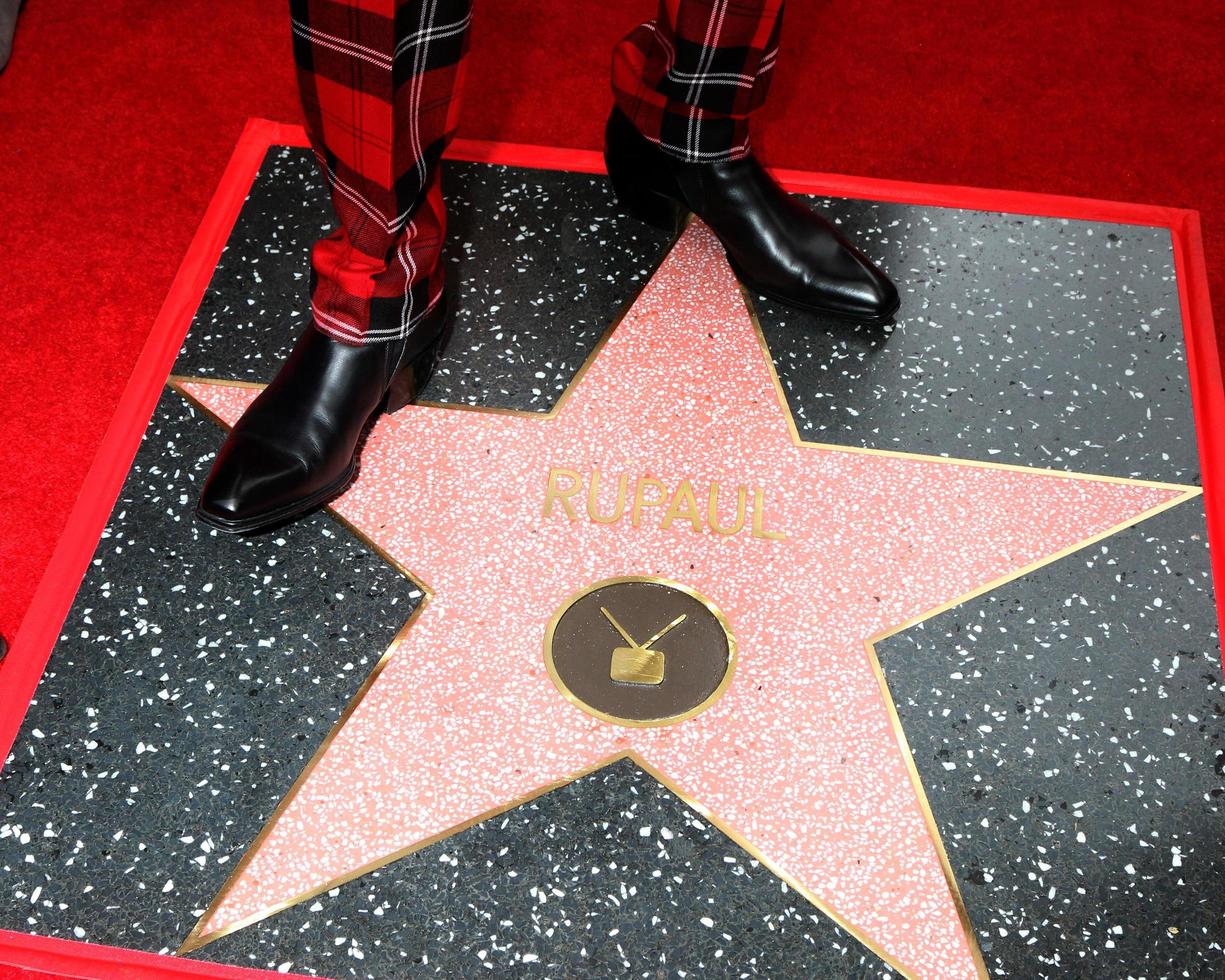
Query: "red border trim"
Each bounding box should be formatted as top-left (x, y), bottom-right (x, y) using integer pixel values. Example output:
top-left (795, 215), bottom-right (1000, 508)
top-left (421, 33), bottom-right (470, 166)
top-left (0, 119), bottom-right (298, 766)
top-left (0, 119), bottom-right (1219, 979)
top-left (0, 930), bottom-right (315, 980)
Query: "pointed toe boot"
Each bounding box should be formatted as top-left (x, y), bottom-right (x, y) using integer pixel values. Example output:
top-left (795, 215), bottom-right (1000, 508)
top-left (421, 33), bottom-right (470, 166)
top-left (604, 108), bottom-right (899, 324)
top-left (197, 297), bottom-right (452, 534)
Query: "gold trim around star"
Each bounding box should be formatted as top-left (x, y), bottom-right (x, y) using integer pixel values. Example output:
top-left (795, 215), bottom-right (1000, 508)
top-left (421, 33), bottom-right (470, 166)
top-left (173, 601), bottom-right (433, 957)
top-left (168, 219), bottom-right (1201, 975)
top-left (857, 479), bottom-right (1198, 980)
top-left (736, 282), bottom-right (1200, 496)
top-left (167, 379), bottom-right (933, 977)
top-left (172, 374), bottom-right (931, 976)
top-left (542, 575), bottom-right (737, 728)
top-left (178, 748), bottom-right (932, 977)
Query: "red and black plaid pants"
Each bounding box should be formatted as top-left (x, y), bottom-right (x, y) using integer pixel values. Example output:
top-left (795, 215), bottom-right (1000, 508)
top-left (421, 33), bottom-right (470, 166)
top-left (291, 0), bottom-right (785, 344)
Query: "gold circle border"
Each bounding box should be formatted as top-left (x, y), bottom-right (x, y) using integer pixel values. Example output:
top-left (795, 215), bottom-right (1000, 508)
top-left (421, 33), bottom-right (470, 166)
top-left (542, 575), bottom-right (738, 728)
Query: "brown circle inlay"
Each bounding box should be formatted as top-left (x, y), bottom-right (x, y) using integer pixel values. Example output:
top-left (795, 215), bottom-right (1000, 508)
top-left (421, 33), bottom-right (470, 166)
top-left (543, 577), bottom-right (736, 727)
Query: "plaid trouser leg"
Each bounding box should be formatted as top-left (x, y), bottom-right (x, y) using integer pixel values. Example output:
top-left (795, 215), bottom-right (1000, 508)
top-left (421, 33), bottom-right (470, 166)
top-left (291, 0), bottom-right (472, 344)
top-left (611, 0), bottom-right (785, 163)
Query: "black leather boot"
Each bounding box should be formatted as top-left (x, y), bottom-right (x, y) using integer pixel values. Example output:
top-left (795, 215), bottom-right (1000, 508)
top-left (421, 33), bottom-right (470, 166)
top-left (0, 0), bottom-right (21, 73)
top-left (604, 108), bottom-right (899, 323)
top-left (196, 297), bottom-right (452, 534)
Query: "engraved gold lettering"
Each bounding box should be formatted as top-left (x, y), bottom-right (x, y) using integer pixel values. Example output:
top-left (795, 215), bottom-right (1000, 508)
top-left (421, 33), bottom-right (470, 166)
top-left (631, 476), bottom-right (668, 526)
top-left (751, 487), bottom-right (786, 540)
top-left (661, 479), bottom-right (703, 533)
top-left (543, 466), bottom-right (582, 520)
top-left (707, 481), bottom-right (747, 536)
top-left (587, 467), bottom-right (629, 525)
top-left (544, 466), bottom-right (787, 541)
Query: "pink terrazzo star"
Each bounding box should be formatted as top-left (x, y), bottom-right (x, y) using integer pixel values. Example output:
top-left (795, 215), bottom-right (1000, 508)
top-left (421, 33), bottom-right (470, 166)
top-left (176, 222), bottom-right (1195, 977)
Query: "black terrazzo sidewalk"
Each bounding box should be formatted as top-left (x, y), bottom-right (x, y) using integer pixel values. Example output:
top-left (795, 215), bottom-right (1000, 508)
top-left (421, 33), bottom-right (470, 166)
top-left (1, 147), bottom-right (1219, 978)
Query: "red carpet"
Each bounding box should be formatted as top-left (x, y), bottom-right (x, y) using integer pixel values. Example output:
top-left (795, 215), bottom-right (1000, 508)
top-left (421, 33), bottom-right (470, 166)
top-left (0, 1), bottom-right (1221, 639)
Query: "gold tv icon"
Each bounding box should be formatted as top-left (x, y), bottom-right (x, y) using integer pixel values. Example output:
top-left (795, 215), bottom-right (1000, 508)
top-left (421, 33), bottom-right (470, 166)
top-left (600, 607), bottom-right (686, 686)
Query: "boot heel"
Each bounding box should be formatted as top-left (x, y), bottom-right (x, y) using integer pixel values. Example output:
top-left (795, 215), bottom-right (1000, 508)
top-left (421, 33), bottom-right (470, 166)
top-left (606, 154), bottom-right (686, 233)
top-left (385, 310), bottom-right (454, 414)
top-left (604, 109), bottom-right (687, 233)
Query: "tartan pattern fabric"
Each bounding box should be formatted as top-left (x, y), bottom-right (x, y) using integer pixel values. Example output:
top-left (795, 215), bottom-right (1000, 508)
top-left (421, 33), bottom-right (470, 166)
top-left (611, 0), bottom-right (784, 163)
top-left (291, 0), bottom-right (472, 344)
top-left (292, 0), bottom-right (782, 344)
